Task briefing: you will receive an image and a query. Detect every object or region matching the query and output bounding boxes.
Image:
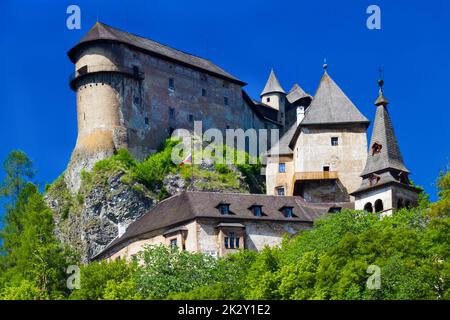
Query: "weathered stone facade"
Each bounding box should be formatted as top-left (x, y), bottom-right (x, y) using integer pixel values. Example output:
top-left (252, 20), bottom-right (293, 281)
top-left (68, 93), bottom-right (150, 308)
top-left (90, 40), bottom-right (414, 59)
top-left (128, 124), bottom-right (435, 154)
top-left (66, 23), bottom-right (282, 192)
top-left (104, 218), bottom-right (310, 260)
top-left (266, 71), bottom-right (369, 202)
top-left (93, 191), bottom-right (348, 261)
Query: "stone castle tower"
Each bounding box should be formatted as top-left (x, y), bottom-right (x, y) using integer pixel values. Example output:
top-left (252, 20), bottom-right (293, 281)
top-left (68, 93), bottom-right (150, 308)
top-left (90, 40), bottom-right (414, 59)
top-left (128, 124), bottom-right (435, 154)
top-left (350, 80), bottom-right (420, 215)
top-left (65, 22), bottom-right (288, 191)
top-left (265, 66), bottom-right (369, 203)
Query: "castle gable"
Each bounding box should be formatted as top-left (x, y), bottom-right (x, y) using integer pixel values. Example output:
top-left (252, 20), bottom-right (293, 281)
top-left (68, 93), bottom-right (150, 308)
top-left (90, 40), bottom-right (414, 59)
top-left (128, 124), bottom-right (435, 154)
top-left (302, 72), bottom-right (369, 126)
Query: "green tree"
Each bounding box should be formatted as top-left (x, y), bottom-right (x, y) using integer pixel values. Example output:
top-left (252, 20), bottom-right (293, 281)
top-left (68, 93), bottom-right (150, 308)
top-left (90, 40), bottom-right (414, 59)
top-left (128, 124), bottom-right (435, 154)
top-left (69, 259), bottom-right (139, 300)
top-left (0, 151), bottom-right (73, 299)
top-left (136, 245), bottom-right (220, 299)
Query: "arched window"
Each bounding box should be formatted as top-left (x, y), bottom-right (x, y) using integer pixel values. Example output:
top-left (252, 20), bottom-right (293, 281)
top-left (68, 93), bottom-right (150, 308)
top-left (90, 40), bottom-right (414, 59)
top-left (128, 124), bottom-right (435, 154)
top-left (397, 199), bottom-right (404, 209)
top-left (374, 199), bottom-right (384, 213)
top-left (364, 202), bottom-right (373, 213)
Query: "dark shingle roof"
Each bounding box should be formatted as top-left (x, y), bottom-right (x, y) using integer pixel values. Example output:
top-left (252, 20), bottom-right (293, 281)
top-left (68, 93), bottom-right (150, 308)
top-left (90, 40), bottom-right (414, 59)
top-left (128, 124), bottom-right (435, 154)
top-left (261, 69), bottom-right (286, 96)
top-left (68, 22), bottom-right (245, 85)
top-left (360, 92), bottom-right (409, 176)
top-left (101, 192), bottom-right (351, 255)
top-left (351, 171), bottom-right (420, 195)
top-left (286, 83), bottom-right (311, 104)
top-left (301, 72), bottom-right (369, 126)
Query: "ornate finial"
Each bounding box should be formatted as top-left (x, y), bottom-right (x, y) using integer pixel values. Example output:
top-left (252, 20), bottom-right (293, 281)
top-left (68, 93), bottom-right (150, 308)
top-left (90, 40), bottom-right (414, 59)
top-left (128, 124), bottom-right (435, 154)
top-left (378, 65), bottom-right (384, 92)
top-left (323, 58), bottom-right (328, 71)
top-left (375, 66), bottom-right (388, 106)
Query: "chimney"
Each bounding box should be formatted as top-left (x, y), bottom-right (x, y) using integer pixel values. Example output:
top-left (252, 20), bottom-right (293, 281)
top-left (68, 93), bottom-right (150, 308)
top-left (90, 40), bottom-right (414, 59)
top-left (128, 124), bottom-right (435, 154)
top-left (296, 106), bottom-right (305, 125)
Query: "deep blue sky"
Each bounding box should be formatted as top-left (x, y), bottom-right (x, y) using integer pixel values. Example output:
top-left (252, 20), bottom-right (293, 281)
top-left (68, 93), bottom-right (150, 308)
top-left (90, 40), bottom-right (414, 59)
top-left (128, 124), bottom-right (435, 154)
top-left (0, 0), bottom-right (449, 202)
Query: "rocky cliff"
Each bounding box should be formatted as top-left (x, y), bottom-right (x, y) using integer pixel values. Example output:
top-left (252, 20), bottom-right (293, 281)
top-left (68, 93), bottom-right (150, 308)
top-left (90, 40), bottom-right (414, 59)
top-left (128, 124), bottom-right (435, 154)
top-left (45, 142), bottom-right (264, 262)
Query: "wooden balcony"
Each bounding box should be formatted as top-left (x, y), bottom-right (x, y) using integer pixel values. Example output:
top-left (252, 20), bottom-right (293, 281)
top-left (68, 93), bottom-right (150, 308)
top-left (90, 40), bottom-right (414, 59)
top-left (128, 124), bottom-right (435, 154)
top-left (293, 171), bottom-right (338, 181)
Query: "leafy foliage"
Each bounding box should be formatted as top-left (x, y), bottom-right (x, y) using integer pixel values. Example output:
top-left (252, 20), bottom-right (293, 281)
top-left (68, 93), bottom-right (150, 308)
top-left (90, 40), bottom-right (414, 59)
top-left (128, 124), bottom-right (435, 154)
top-left (0, 152), bottom-right (74, 299)
top-left (69, 259), bottom-right (139, 300)
top-left (1, 149), bottom-right (449, 300)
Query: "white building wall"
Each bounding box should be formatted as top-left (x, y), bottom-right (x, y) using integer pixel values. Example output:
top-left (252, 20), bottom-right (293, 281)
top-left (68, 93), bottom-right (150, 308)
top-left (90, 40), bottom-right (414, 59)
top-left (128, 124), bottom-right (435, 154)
top-left (293, 126), bottom-right (367, 196)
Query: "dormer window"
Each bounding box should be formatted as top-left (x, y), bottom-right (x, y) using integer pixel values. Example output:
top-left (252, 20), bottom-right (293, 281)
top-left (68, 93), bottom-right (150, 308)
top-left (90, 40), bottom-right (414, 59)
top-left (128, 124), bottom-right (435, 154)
top-left (371, 142), bottom-right (382, 155)
top-left (369, 173), bottom-right (381, 186)
top-left (251, 205), bottom-right (263, 217)
top-left (218, 204), bottom-right (230, 215)
top-left (281, 207), bottom-right (294, 218)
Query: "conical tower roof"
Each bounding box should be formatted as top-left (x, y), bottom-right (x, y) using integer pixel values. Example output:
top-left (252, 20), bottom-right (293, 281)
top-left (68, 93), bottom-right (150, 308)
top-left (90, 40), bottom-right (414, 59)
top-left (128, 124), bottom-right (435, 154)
top-left (301, 71), bottom-right (369, 126)
top-left (261, 69), bottom-right (286, 96)
top-left (360, 84), bottom-right (409, 176)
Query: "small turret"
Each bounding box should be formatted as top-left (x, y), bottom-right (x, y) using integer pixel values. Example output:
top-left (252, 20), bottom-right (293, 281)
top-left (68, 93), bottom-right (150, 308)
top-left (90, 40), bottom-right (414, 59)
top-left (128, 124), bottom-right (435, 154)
top-left (261, 69), bottom-right (286, 125)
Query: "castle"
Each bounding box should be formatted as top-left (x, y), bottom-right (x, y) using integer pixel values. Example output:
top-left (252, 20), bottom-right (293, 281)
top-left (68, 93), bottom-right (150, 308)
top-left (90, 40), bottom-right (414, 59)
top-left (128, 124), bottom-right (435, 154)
top-left (66, 22), bottom-right (420, 260)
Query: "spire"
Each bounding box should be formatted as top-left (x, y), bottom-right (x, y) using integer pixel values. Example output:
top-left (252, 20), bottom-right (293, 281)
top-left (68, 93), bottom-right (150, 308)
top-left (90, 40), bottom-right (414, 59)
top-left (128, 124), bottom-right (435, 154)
top-left (261, 69), bottom-right (286, 96)
top-left (360, 80), bottom-right (409, 176)
top-left (301, 71), bottom-right (369, 126)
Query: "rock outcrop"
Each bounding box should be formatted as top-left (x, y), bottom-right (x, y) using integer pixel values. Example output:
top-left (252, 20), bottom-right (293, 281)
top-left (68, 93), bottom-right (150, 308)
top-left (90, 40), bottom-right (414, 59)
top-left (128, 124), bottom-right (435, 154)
top-left (45, 156), bottom-right (260, 262)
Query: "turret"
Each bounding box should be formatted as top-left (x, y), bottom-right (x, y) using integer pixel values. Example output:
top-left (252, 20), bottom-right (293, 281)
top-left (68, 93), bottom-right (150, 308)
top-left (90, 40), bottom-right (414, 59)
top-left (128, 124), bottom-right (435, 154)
top-left (350, 79), bottom-right (421, 215)
top-left (66, 22), bottom-right (145, 191)
top-left (261, 69), bottom-right (286, 126)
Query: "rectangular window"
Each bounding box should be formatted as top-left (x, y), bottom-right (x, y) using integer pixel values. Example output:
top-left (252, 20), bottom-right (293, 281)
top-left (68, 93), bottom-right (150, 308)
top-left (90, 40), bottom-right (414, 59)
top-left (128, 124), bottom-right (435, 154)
top-left (253, 206), bottom-right (262, 217)
top-left (224, 237), bottom-right (229, 249)
top-left (201, 88), bottom-right (206, 97)
top-left (277, 187), bottom-right (285, 196)
top-left (266, 97), bottom-right (270, 102)
top-left (224, 97), bottom-right (229, 106)
top-left (331, 137), bottom-right (339, 146)
top-left (229, 232), bottom-right (235, 249)
top-left (144, 117), bottom-right (149, 125)
top-left (323, 166), bottom-right (330, 172)
top-left (220, 204), bottom-right (230, 215)
top-left (169, 108), bottom-right (175, 119)
top-left (170, 238), bottom-right (177, 249)
top-left (188, 114), bottom-right (194, 122)
top-left (283, 207), bottom-right (293, 218)
top-left (168, 78), bottom-right (175, 90)
top-left (279, 163), bottom-right (286, 173)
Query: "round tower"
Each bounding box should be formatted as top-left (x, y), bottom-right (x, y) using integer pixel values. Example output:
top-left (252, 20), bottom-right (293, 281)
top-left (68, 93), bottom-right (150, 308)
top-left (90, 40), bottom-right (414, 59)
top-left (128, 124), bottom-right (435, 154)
top-left (260, 69), bottom-right (286, 125)
top-left (66, 23), bottom-right (144, 191)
